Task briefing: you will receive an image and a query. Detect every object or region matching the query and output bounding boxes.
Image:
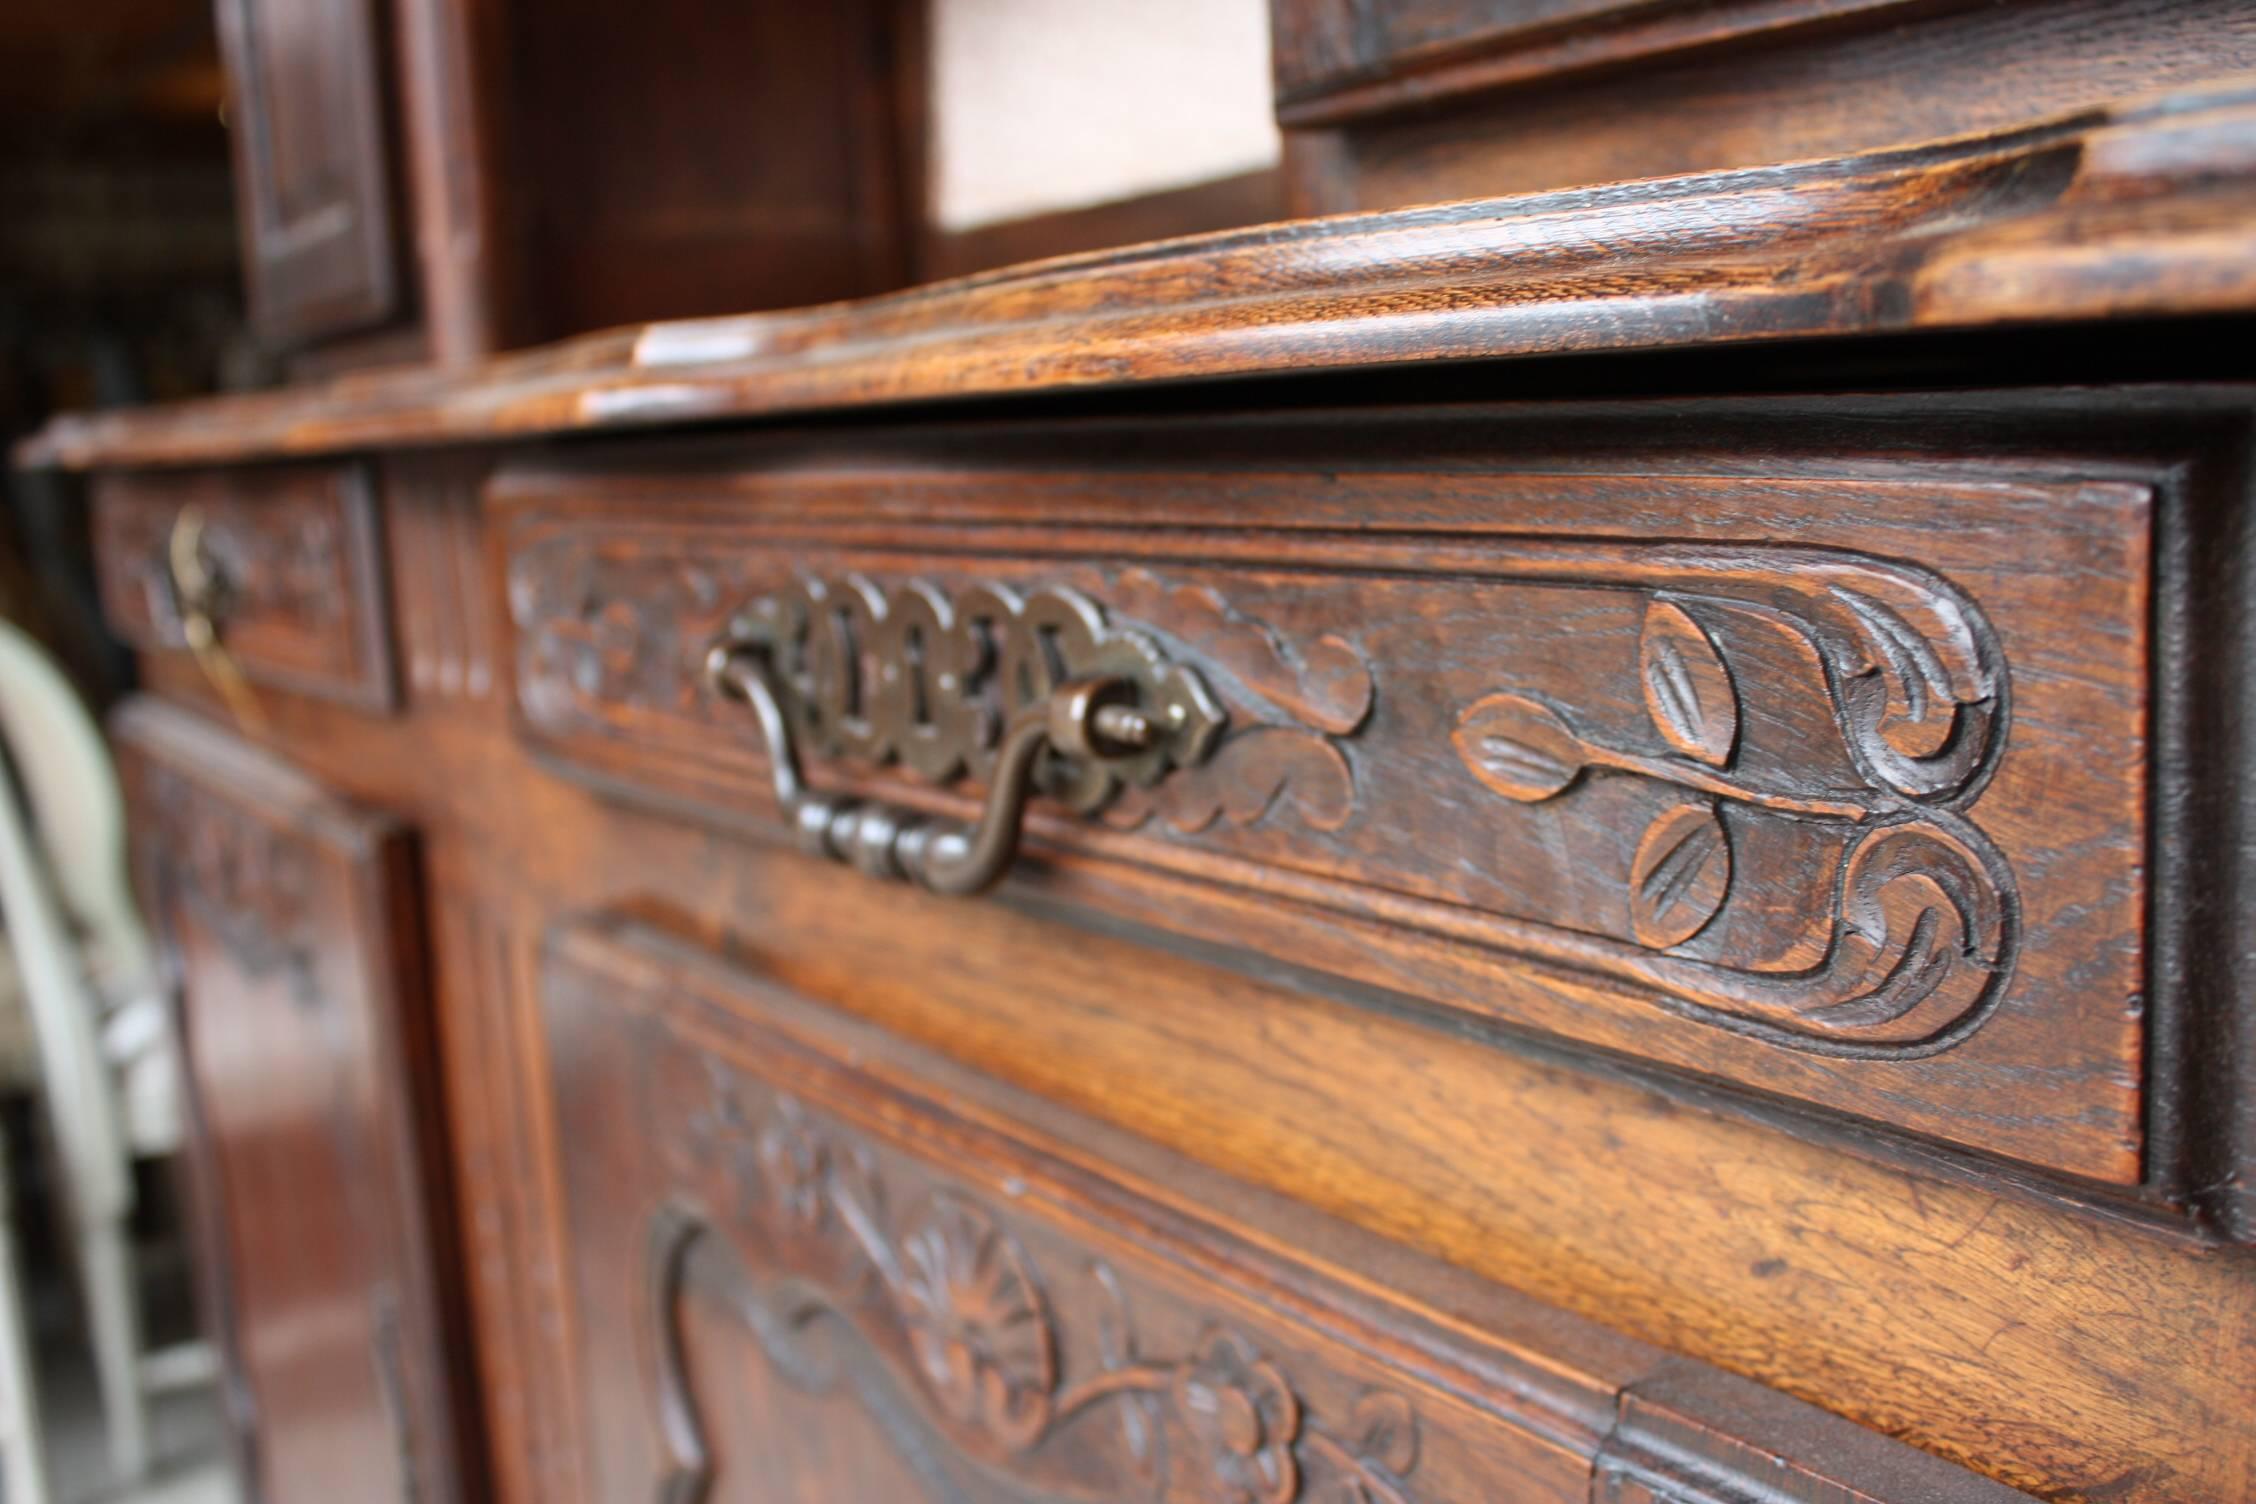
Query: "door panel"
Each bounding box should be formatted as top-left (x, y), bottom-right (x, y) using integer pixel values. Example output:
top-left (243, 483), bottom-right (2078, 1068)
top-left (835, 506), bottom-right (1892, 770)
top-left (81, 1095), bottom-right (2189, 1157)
top-left (537, 909), bottom-right (2033, 1503)
top-left (115, 698), bottom-right (463, 1504)
top-left (215, 0), bottom-right (403, 345)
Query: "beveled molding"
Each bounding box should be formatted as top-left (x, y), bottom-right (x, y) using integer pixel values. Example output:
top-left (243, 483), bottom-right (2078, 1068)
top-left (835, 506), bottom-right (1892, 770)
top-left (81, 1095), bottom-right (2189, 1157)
top-left (494, 420), bottom-right (2148, 1186)
top-left (543, 913), bottom-right (2037, 1504)
top-left (19, 79), bottom-right (2256, 472)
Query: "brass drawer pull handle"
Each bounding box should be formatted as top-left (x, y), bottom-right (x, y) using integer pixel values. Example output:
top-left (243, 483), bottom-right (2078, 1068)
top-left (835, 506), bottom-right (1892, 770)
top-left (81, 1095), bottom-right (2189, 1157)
top-left (702, 580), bottom-right (1224, 896)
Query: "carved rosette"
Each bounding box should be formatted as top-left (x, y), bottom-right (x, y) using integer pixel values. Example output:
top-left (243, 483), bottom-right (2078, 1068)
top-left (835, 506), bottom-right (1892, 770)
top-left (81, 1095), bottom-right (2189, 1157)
top-left (656, 1062), bottom-right (1423, 1504)
top-left (895, 1195), bottom-right (1057, 1448)
top-left (1453, 568), bottom-right (2017, 1055)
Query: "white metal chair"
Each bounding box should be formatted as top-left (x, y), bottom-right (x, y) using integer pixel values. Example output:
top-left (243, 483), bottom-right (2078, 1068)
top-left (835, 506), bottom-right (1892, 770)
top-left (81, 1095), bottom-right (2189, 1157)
top-left (0, 1117), bottom-right (51, 1504)
top-left (0, 618), bottom-right (211, 1490)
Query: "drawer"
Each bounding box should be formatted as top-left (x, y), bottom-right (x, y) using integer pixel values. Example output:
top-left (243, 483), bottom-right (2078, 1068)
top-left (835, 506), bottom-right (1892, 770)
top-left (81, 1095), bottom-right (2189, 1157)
top-left (540, 910), bottom-right (2033, 1503)
top-left (495, 401), bottom-right (2155, 1185)
top-left (94, 463), bottom-right (397, 711)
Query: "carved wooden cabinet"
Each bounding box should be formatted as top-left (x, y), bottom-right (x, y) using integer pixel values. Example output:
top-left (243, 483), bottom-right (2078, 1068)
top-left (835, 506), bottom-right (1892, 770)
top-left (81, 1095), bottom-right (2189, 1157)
top-left (21, 22), bottom-right (2256, 1504)
top-left (113, 701), bottom-right (468, 1504)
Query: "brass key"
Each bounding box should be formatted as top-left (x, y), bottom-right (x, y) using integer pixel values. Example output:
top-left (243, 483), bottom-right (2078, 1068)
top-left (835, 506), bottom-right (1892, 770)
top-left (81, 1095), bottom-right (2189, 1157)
top-left (168, 507), bottom-right (266, 736)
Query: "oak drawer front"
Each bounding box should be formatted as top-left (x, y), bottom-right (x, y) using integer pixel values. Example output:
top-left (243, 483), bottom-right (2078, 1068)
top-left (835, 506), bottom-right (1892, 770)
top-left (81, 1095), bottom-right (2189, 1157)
top-left (497, 429), bottom-right (2149, 1183)
top-left (540, 913), bottom-right (2034, 1504)
top-left (94, 463), bottom-right (397, 711)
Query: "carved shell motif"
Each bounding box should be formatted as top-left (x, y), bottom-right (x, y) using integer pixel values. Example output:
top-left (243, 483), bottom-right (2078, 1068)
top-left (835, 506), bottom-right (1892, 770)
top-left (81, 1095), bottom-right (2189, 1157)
top-left (895, 1196), bottom-right (1057, 1450)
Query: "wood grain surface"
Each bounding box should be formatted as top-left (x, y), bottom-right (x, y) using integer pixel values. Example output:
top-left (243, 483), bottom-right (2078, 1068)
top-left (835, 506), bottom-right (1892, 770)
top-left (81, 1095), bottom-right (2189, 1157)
top-left (108, 399), bottom-right (2255, 1502)
top-left (20, 77), bottom-right (2256, 471)
top-left (540, 908), bottom-right (2039, 1504)
top-left (93, 464), bottom-right (398, 711)
top-left (137, 639), bottom-right (2256, 1501)
top-left (1271, 0), bottom-right (2256, 210)
top-left (44, 45), bottom-right (2256, 1503)
top-left (112, 699), bottom-right (472, 1504)
top-left (489, 395), bottom-right (2158, 1183)
top-left (1269, 0), bottom-right (1939, 123)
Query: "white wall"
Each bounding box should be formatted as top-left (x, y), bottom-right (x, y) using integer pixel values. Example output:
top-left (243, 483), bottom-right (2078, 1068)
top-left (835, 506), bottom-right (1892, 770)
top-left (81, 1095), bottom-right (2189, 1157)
top-left (929, 0), bottom-right (1281, 232)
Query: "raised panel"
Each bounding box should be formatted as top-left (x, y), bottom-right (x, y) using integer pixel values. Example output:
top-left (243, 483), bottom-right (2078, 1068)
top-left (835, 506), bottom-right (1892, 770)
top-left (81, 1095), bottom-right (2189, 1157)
top-left (114, 699), bottom-right (464, 1504)
top-left (540, 910), bottom-right (2033, 1503)
top-left (494, 403), bottom-right (2152, 1184)
top-left (216, 0), bottom-right (403, 344)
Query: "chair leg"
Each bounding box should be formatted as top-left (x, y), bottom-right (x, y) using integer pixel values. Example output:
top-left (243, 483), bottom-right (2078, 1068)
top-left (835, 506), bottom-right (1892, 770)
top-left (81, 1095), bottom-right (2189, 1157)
top-left (80, 1216), bottom-right (149, 1483)
top-left (0, 1151), bottom-right (50, 1504)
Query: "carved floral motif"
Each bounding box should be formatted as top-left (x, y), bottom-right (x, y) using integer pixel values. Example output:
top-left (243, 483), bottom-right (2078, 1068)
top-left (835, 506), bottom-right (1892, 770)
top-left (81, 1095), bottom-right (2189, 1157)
top-left (508, 539), bottom-right (719, 730)
top-left (1453, 588), bottom-right (2017, 1054)
top-left (1171, 1330), bottom-right (1301, 1504)
top-left (896, 1195), bottom-right (1057, 1447)
top-left (1108, 567), bottom-right (1374, 738)
top-left (1104, 568), bottom-right (1369, 834)
top-left (508, 521), bottom-right (2022, 1059)
top-left (136, 763), bottom-right (319, 999)
top-left (654, 1062), bottom-right (1423, 1504)
top-left (508, 534), bottom-right (1368, 835)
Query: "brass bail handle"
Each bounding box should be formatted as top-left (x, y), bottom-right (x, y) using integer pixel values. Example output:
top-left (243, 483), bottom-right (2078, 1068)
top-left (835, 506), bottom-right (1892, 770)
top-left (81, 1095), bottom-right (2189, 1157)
top-left (704, 635), bottom-right (1163, 897)
top-left (168, 507), bottom-right (267, 737)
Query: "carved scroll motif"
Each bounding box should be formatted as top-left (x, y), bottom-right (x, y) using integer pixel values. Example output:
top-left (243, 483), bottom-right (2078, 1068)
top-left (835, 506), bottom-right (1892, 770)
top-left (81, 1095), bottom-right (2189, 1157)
top-left (505, 521), bottom-right (2018, 1059)
top-left (1453, 573), bottom-right (2017, 1057)
top-left (1100, 567), bottom-right (1369, 835)
top-left (650, 1060), bottom-right (1422, 1504)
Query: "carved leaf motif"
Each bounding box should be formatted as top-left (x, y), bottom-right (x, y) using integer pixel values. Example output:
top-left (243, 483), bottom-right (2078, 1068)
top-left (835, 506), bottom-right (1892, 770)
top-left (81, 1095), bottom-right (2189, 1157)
top-left (1640, 600), bottom-right (1738, 768)
top-left (1112, 567), bottom-right (1374, 734)
top-left (1629, 801), bottom-right (1732, 949)
top-left (1297, 634), bottom-right (1377, 737)
top-left (1451, 694), bottom-right (1584, 803)
top-left (1350, 1391), bottom-right (1418, 1475)
top-left (895, 1196), bottom-right (1056, 1449)
top-left (1160, 728), bottom-right (1356, 833)
top-left (650, 1058), bottom-right (1440, 1504)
